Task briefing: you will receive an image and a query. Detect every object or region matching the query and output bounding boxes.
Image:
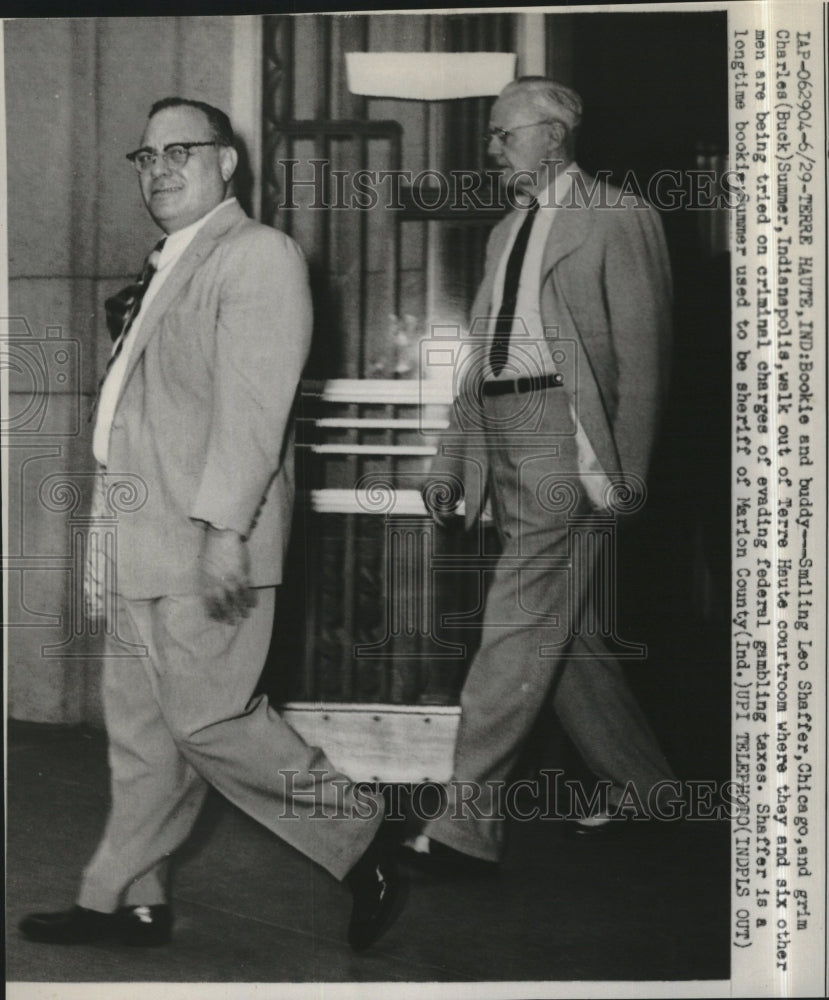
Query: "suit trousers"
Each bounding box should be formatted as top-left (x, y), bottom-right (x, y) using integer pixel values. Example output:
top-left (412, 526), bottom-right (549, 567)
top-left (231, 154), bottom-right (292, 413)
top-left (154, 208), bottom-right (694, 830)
top-left (425, 386), bottom-right (674, 861)
top-left (78, 588), bottom-right (383, 912)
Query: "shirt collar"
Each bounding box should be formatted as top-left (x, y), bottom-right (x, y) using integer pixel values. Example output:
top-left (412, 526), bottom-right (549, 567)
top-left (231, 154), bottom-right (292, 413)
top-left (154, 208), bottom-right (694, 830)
top-left (534, 161), bottom-right (577, 209)
top-left (156, 197), bottom-right (237, 269)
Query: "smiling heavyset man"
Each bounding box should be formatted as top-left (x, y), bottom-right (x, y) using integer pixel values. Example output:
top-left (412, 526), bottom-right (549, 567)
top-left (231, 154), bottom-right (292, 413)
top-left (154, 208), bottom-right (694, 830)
top-left (20, 97), bottom-right (404, 953)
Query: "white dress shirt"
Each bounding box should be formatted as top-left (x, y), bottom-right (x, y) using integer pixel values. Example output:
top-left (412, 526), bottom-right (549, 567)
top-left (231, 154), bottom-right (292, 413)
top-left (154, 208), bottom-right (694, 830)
top-left (486, 166), bottom-right (610, 507)
top-left (93, 198), bottom-right (237, 467)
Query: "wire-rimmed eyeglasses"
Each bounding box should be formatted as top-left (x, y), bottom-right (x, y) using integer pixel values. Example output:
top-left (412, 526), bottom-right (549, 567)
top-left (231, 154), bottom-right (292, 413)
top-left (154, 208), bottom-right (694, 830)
top-left (482, 121), bottom-right (553, 145)
top-left (126, 141), bottom-right (218, 173)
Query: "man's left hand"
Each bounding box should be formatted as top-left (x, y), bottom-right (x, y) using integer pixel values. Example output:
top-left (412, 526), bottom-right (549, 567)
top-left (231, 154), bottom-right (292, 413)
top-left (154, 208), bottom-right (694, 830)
top-left (198, 525), bottom-right (257, 624)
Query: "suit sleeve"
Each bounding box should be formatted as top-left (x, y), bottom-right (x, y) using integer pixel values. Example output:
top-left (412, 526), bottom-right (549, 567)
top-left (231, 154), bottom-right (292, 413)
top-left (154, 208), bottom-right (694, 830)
top-left (423, 217), bottom-right (509, 525)
top-left (603, 203), bottom-right (673, 484)
top-left (189, 227), bottom-right (313, 536)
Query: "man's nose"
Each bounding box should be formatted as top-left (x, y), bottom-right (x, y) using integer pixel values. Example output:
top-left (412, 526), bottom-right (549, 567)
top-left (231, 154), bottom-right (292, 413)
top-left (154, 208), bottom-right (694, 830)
top-left (148, 154), bottom-right (171, 178)
top-left (487, 133), bottom-right (504, 158)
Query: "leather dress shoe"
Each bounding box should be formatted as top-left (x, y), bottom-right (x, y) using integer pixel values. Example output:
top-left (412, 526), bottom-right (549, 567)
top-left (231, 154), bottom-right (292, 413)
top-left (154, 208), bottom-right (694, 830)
top-left (346, 835), bottom-right (407, 951)
top-left (19, 904), bottom-right (172, 946)
top-left (399, 837), bottom-right (499, 878)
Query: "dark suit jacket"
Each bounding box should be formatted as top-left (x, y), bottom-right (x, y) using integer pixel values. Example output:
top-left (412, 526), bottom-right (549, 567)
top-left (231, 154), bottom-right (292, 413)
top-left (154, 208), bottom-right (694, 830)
top-left (105, 200), bottom-right (313, 597)
top-left (433, 169), bottom-right (673, 527)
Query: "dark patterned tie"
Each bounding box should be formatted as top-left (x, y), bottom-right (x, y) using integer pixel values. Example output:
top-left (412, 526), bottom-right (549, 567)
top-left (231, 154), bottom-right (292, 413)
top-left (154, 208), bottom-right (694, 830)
top-left (104, 238), bottom-right (166, 362)
top-left (89, 239), bottom-right (165, 423)
top-left (489, 198), bottom-right (540, 378)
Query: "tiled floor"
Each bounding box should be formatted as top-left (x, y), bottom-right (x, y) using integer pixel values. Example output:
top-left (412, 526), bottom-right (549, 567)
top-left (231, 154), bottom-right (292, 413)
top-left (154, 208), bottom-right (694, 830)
top-left (7, 719), bottom-right (730, 988)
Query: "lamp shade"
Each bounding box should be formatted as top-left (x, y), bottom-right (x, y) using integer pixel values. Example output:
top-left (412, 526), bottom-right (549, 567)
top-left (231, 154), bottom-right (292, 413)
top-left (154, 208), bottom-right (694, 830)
top-left (345, 51), bottom-right (517, 100)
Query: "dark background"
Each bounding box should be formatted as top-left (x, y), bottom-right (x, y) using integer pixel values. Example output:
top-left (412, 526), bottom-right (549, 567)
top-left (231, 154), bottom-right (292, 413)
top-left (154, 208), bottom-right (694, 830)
top-left (571, 11), bottom-right (731, 786)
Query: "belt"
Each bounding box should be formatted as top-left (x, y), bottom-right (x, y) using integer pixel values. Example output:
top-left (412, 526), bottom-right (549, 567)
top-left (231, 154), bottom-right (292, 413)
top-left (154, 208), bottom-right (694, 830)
top-left (482, 372), bottom-right (565, 396)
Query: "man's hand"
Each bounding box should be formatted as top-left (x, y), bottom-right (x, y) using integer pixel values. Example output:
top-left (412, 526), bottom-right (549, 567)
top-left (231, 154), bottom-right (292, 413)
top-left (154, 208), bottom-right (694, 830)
top-left (197, 525), bottom-right (257, 625)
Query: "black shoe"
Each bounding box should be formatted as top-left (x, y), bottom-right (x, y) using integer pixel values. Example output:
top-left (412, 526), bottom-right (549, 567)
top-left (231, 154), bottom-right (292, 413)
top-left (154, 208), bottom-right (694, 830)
top-left (19, 904), bottom-right (172, 947)
top-left (566, 817), bottom-right (628, 839)
top-left (119, 904), bottom-right (173, 946)
top-left (346, 835), bottom-right (407, 952)
top-left (399, 837), bottom-right (499, 878)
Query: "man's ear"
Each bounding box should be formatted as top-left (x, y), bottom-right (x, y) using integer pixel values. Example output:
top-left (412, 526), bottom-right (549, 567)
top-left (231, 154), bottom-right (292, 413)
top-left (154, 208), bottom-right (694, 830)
top-left (547, 120), bottom-right (568, 154)
top-left (219, 145), bottom-right (239, 184)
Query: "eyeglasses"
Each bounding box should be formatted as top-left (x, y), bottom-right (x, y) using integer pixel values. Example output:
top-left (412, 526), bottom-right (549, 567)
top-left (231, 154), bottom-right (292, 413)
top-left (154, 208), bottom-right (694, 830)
top-left (126, 141), bottom-right (218, 173)
top-left (482, 121), bottom-right (553, 145)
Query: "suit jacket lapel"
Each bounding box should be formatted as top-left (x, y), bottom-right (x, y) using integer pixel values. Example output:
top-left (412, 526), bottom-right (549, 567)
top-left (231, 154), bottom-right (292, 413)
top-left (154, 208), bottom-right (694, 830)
top-left (471, 213), bottom-right (513, 318)
top-left (540, 169), bottom-right (595, 278)
top-left (472, 169), bottom-right (599, 317)
top-left (114, 201), bottom-right (245, 412)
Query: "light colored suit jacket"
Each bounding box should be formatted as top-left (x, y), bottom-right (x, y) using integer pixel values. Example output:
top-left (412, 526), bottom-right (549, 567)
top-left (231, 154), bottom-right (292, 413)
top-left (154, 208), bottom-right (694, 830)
top-left (105, 200), bottom-right (312, 597)
top-left (434, 168), bottom-right (673, 527)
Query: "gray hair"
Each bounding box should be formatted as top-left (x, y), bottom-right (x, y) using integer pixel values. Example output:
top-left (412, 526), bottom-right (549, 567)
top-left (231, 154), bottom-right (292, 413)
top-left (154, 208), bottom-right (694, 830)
top-left (501, 77), bottom-right (583, 131)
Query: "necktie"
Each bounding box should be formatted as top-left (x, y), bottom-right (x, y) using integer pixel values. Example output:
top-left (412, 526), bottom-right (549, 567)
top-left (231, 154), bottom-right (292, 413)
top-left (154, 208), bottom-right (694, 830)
top-left (103, 238), bottom-right (166, 368)
top-left (85, 238), bottom-right (165, 613)
top-left (90, 238), bottom-right (165, 423)
top-left (489, 198), bottom-right (540, 378)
